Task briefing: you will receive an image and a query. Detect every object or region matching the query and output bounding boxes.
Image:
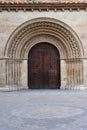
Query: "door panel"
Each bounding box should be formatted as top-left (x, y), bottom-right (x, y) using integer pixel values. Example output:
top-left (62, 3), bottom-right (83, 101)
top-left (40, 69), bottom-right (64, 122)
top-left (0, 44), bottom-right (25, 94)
top-left (28, 43), bottom-right (60, 89)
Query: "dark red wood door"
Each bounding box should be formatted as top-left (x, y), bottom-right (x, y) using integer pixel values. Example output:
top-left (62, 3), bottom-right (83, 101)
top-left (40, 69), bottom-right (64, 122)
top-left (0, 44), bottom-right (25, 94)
top-left (28, 43), bottom-right (60, 89)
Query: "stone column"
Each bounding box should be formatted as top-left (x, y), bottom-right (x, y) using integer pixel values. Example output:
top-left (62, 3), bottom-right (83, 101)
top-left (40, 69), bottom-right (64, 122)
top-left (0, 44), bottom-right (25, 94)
top-left (20, 60), bottom-right (28, 89)
top-left (83, 59), bottom-right (87, 89)
top-left (61, 59), bottom-right (67, 89)
top-left (0, 59), bottom-right (6, 90)
top-left (66, 59), bottom-right (83, 90)
top-left (6, 59), bottom-right (22, 90)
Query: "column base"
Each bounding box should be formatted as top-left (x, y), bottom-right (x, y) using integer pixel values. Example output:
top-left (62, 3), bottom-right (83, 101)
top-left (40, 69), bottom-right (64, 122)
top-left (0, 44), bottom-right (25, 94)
top-left (0, 85), bottom-right (28, 91)
top-left (0, 86), bottom-right (9, 91)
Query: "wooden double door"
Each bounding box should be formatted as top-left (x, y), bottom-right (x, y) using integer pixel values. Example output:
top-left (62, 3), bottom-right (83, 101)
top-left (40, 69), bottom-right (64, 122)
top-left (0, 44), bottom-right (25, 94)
top-left (28, 43), bottom-right (60, 89)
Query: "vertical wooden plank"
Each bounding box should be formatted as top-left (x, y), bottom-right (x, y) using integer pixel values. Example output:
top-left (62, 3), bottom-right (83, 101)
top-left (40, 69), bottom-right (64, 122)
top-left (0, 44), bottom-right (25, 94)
top-left (28, 42), bottom-right (60, 89)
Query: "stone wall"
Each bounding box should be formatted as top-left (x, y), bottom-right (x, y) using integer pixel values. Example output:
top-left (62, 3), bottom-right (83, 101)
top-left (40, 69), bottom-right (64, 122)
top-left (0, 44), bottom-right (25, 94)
top-left (0, 11), bottom-right (87, 57)
top-left (0, 10), bottom-right (87, 90)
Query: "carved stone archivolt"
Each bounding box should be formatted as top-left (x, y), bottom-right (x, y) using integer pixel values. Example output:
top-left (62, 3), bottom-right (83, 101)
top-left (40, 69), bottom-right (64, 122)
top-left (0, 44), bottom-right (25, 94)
top-left (4, 17), bottom-right (84, 89)
top-left (5, 17), bottom-right (83, 59)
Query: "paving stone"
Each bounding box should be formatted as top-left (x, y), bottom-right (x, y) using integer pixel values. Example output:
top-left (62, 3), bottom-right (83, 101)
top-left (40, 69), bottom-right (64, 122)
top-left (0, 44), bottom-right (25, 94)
top-left (0, 90), bottom-right (87, 130)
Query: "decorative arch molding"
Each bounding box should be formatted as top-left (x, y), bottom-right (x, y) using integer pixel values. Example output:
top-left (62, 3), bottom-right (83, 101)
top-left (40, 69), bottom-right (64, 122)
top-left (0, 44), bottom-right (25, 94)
top-left (4, 17), bottom-right (84, 90)
top-left (4, 17), bottom-right (84, 58)
top-left (19, 34), bottom-right (68, 59)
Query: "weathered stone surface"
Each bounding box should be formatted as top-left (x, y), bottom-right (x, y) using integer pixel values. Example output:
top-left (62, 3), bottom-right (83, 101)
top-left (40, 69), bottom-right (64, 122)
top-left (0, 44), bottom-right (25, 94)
top-left (0, 90), bottom-right (87, 129)
top-left (0, 10), bottom-right (87, 90)
top-left (0, 11), bottom-right (87, 56)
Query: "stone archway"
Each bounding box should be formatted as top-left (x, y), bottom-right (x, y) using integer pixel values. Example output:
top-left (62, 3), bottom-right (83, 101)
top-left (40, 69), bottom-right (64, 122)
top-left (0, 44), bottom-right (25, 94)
top-left (4, 17), bottom-right (84, 90)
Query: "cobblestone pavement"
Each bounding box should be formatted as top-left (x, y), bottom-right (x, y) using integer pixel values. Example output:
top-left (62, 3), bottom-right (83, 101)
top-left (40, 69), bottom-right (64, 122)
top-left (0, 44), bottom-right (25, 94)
top-left (0, 90), bottom-right (87, 130)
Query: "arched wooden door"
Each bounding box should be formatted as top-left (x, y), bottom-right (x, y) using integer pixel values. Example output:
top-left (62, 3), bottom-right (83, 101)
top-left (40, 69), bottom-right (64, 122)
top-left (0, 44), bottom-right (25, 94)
top-left (28, 43), bottom-right (60, 89)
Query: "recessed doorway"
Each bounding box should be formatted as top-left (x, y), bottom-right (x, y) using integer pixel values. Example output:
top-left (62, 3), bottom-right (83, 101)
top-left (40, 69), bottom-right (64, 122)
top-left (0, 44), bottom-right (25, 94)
top-left (28, 42), bottom-right (60, 89)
